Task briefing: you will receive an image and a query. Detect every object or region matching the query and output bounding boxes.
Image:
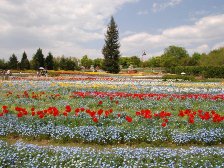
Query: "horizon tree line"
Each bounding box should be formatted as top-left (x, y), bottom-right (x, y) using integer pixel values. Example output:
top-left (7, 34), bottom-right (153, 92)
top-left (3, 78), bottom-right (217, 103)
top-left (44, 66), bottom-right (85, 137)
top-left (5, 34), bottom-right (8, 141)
top-left (0, 45), bottom-right (224, 71)
top-left (0, 16), bottom-right (223, 72)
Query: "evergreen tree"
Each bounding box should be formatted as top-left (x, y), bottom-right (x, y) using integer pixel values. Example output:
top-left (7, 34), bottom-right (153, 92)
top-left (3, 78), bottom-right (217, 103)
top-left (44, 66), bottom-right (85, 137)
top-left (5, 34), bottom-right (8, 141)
top-left (20, 51), bottom-right (30, 70)
top-left (31, 48), bottom-right (45, 69)
top-left (8, 53), bottom-right (18, 69)
top-left (65, 57), bottom-right (77, 70)
top-left (102, 16), bottom-right (121, 73)
top-left (0, 59), bottom-right (7, 69)
top-left (53, 57), bottom-right (60, 71)
top-left (59, 56), bottom-right (67, 70)
top-left (45, 52), bottom-right (54, 70)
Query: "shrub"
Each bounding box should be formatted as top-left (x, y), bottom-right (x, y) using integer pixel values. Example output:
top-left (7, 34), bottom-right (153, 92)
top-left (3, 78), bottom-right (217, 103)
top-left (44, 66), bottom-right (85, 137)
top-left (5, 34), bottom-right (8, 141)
top-left (166, 66), bottom-right (224, 78)
top-left (162, 74), bottom-right (195, 81)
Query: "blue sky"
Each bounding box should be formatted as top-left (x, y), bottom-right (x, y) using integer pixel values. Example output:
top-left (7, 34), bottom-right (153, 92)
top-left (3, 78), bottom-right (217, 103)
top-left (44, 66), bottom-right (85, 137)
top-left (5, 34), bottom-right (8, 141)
top-left (0, 0), bottom-right (224, 60)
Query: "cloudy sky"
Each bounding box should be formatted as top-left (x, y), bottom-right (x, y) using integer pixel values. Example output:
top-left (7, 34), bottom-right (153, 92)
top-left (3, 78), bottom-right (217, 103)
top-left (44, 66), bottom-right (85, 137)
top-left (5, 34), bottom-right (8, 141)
top-left (0, 0), bottom-right (224, 60)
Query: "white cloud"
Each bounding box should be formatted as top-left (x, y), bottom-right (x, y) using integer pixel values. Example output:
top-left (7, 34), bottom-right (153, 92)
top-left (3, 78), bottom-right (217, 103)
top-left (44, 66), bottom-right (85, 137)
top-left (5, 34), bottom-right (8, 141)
top-left (121, 14), bottom-right (224, 57)
top-left (188, 44), bottom-right (210, 54)
top-left (152, 0), bottom-right (183, 13)
top-left (0, 0), bottom-right (138, 59)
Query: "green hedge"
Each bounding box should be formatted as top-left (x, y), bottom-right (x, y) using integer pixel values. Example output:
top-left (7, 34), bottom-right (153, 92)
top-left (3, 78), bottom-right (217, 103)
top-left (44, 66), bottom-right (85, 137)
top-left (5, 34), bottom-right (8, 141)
top-left (162, 74), bottom-right (195, 81)
top-left (166, 66), bottom-right (224, 78)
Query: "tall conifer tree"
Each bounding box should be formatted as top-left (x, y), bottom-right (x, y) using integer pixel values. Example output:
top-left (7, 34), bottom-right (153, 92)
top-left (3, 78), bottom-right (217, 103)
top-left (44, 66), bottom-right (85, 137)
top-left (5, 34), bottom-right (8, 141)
top-left (45, 52), bottom-right (54, 70)
top-left (8, 53), bottom-right (18, 69)
top-left (31, 48), bottom-right (45, 69)
top-left (102, 16), bottom-right (120, 73)
top-left (20, 51), bottom-right (30, 70)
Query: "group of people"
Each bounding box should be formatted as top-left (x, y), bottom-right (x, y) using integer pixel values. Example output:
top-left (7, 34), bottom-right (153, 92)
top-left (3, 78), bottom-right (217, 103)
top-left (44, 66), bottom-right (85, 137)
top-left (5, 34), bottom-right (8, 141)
top-left (36, 69), bottom-right (48, 77)
top-left (1, 69), bottom-right (12, 80)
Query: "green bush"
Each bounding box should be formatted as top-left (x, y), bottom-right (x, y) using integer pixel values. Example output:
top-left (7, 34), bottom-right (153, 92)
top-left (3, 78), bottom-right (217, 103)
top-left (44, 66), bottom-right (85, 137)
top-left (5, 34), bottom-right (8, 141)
top-left (162, 74), bottom-right (195, 81)
top-left (166, 66), bottom-right (224, 78)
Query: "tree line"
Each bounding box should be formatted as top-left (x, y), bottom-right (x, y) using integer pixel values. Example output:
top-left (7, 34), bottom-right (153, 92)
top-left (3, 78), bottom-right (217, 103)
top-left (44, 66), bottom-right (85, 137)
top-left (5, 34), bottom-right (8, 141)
top-left (0, 16), bottom-right (223, 73)
top-left (0, 49), bottom-right (97, 71)
top-left (1, 46), bottom-right (223, 71)
top-left (0, 48), bottom-right (56, 70)
top-left (144, 46), bottom-right (224, 68)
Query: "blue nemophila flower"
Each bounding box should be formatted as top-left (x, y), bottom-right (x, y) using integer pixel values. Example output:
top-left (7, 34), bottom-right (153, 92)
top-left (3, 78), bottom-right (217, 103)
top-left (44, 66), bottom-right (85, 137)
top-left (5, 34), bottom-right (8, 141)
top-left (0, 140), bottom-right (223, 167)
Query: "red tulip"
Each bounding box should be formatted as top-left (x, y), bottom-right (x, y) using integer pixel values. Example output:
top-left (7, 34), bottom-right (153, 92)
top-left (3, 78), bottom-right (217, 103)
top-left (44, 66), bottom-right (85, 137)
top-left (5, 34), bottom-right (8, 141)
top-left (17, 113), bottom-right (23, 118)
top-left (63, 112), bottom-right (68, 116)
top-left (39, 113), bottom-right (44, 119)
top-left (125, 116), bottom-right (132, 122)
top-left (97, 109), bottom-right (104, 116)
top-left (92, 117), bottom-right (98, 123)
top-left (136, 111), bottom-right (141, 116)
top-left (178, 110), bottom-right (185, 117)
top-left (65, 105), bottom-right (71, 112)
top-left (163, 118), bottom-right (168, 123)
top-left (161, 122), bottom-right (167, 127)
top-left (2, 105), bottom-right (7, 110)
top-left (188, 117), bottom-right (194, 124)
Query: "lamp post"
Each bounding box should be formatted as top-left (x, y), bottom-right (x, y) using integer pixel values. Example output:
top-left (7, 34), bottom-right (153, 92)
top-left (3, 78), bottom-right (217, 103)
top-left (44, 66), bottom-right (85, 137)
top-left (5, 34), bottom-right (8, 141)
top-left (142, 51), bottom-right (146, 62)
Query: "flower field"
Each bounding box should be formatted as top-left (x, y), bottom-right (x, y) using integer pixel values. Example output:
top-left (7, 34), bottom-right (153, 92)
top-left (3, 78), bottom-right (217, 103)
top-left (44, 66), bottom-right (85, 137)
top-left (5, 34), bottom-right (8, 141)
top-left (0, 76), bottom-right (224, 167)
top-left (0, 140), bottom-right (224, 167)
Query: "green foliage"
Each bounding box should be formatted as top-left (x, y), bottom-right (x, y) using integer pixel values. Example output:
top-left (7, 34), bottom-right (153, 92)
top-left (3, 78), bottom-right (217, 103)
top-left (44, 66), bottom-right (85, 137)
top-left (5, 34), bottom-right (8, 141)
top-left (119, 57), bottom-right (129, 68)
top-left (8, 53), bottom-right (18, 70)
top-left (119, 56), bottom-right (141, 68)
top-left (143, 56), bottom-right (162, 68)
top-left (59, 56), bottom-right (79, 70)
top-left (162, 74), bottom-right (195, 81)
top-left (59, 57), bottom-right (67, 70)
top-left (0, 59), bottom-right (7, 70)
top-left (53, 57), bottom-right (60, 71)
top-left (93, 58), bottom-right (103, 69)
top-left (81, 55), bottom-right (93, 69)
top-left (20, 51), bottom-right (30, 70)
top-left (45, 52), bottom-right (54, 70)
top-left (200, 47), bottom-right (224, 66)
top-left (160, 46), bottom-right (190, 67)
top-left (202, 66), bottom-right (224, 78)
top-left (188, 52), bottom-right (202, 66)
top-left (31, 48), bottom-right (45, 70)
top-left (167, 66), bottom-right (224, 78)
top-left (129, 56), bottom-right (141, 67)
top-left (102, 16), bottom-right (120, 73)
top-left (104, 59), bottom-right (120, 73)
